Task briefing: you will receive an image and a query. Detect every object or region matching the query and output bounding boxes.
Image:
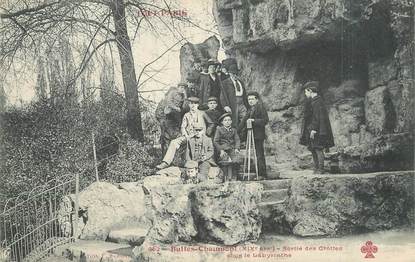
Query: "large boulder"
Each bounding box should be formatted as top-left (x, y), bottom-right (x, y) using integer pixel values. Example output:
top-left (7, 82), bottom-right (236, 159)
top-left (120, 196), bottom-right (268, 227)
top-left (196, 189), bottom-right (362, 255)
top-left (144, 179), bottom-right (263, 246)
top-left (191, 182), bottom-right (263, 245)
top-left (58, 182), bottom-right (151, 240)
top-left (285, 171), bottom-right (415, 237)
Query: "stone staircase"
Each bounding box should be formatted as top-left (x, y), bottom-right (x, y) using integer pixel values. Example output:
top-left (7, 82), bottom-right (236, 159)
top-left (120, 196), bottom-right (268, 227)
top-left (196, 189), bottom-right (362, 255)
top-left (257, 178), bottom-right (292, 234)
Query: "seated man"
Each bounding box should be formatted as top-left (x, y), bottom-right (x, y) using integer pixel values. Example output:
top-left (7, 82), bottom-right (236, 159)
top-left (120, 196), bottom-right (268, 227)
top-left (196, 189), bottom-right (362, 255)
top-left (156, 96), bottom-right (214, 169)
top-left (186, 125), bottom-right (216, 181)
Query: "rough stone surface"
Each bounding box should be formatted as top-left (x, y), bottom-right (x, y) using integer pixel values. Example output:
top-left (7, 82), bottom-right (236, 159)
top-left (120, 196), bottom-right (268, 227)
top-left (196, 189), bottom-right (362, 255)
top-left (284, 172), bottom-right (415, 237)
top-left (191, 182), bottom-right (263, 245)
top-left (212, 0), bottom-right (414, 172)
top-left (145, 179), bottom-right (263, 245)
top-left (58, 182), bottom-right (151, 241)
top-left (179, 36), bottom-right (220, 82)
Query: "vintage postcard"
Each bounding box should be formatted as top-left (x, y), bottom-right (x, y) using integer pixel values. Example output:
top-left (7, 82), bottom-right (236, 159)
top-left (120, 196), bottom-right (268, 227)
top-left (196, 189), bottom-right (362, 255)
top-left (0, 0), bottom-right (414, 261)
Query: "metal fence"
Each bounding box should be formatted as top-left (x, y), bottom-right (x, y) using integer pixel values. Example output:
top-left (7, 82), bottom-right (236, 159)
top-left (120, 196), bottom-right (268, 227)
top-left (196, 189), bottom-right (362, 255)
top-left (0, 173), bottom-right (79, 262)
top-left (0, 132), bottom-right (159, 261)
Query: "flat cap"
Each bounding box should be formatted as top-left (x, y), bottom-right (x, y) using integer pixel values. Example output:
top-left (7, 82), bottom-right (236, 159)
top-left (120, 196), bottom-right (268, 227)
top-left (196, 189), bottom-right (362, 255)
top-left (218, 112), bottom-right (232, 123)
top-left (178, 82), bottom-right (188, 87)
top-left (207, 58), bottom-right (220, 66)
top-left (187, 96), bottom-right (199, 103)
top-left (184, 160), bottom-right (198, 169)
top-left (207, 96), bottom-right (218, 102)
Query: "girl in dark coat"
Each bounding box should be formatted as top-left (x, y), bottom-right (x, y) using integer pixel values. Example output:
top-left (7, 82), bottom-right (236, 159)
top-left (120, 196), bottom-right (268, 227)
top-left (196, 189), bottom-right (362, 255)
top-left (299, 81), bottom-right (334, 174)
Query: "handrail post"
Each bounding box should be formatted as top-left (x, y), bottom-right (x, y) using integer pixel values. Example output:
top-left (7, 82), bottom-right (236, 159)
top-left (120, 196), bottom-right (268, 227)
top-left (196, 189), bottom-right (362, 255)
top-left (73, 173), bottom-right (79, 241)
top-left (92, 133), bottom-right (99, 182)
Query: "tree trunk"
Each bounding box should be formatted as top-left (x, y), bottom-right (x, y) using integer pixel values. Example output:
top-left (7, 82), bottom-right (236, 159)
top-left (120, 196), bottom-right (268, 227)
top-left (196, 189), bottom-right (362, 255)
top-left (111, 0), bottom-right (144, 141)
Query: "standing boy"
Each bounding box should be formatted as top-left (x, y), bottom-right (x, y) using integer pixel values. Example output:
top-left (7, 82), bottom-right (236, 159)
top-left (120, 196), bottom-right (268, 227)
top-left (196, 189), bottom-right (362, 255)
top-left (299, 81), bottom-right (334, 174)
top-left (205, 96), bottom-right (222, 137)
top-left (239, 91), bottom-right (269, 178)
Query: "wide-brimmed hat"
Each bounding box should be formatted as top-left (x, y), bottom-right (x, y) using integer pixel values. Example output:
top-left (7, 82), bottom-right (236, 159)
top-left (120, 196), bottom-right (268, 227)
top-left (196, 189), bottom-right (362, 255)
top-left (178, 82), bottom-right (188, 87)
top-left (303, 81), bottom-right (320, 93)
top-left (207, 58), bottom-right (220, 67)
top-left (187, 96), bottom-right (199, 103)
top-left (218, 112), bottom-right (232, 123)
top-left (222, 58), bottom-right (237, 70)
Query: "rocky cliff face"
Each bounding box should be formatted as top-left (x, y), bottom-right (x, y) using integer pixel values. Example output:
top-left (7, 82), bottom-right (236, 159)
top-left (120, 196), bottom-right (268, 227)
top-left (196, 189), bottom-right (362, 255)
top-left (213, 0), bottom-right (414, 172)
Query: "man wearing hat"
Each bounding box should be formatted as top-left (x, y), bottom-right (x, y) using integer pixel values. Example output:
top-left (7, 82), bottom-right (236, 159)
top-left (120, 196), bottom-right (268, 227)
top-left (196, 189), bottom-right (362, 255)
top-left (220, 63), bottom-right (248, 133)
top-left (185, 123), bottom-right (216, 181)
top-left (156, 96), bottom-right (214, 169)
top-left (221, 58), bottom-right (237, 81)
top-left (186, 72), bottom-right (200, 97)
top-left (299, 81), bottom-right (334, 174)
top-left (239, 91), bottom-right (269, 178)
top-left (198, 58), bottom-right (222, 108)
top-left (155, 85), bottom-right (187, 155)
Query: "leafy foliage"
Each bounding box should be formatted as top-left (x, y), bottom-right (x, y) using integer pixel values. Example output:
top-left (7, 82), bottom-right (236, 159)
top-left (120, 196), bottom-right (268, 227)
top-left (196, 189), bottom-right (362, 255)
top-left (0, 92), bottom-right (159, 204)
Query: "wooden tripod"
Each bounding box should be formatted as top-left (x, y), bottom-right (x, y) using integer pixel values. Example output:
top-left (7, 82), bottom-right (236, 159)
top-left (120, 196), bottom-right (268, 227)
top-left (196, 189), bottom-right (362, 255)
top-left (243, 127), bottom-right (259, 181)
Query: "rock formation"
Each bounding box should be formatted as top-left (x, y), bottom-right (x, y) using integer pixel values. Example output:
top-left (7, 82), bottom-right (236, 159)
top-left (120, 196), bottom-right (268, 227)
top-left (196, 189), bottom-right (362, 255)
top-left (263, 171), bottom-right (414, 237)
top-left (179, 36), bottom-right (221, 82)
top-left (212, 0), bottom-right (414, 172)
top-left (58, 182), bottom-right (151, 240)
top-left (142, 174), bottom-right (263, 246)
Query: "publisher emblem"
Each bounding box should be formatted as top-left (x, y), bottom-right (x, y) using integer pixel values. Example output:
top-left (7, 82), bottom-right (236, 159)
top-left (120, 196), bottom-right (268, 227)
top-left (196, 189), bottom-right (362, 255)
top-left (361, 241), bottom-right (378, 258)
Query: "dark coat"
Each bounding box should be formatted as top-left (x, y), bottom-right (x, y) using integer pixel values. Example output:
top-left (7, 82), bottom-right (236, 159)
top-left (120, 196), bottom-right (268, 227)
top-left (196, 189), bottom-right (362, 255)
top-left (239, 102), bottom-right (269, 140)
top-left (213, 126), bottom-right (241, 151)
top-left (299, 96), bottom-right (334, 149)
top-left (199, 73), bottom-right (221, 106)
top-left (220, 76), bottom-right (248, 126)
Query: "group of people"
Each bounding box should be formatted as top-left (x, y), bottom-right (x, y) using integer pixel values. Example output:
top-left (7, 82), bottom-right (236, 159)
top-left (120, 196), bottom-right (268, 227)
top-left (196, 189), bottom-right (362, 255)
top-left (155, 58), bottom-right (269, 182)
top-left (155, 57), bottom-right (335, 183)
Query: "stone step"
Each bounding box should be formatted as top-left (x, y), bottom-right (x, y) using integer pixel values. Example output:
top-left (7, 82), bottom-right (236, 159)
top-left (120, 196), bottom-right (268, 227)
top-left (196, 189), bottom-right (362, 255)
top-left (107, 227), bottom-right (147, 246)
top-left (54, 240), bottom-right (134, 262)
top-left (261, 189), bottom-right (289, 203)
top-left (258, 200), bottom-right (286, 220)
top-left (258, 179), bottom-right (291, 190)
top-left (258, 200), bottom-right (286, 207)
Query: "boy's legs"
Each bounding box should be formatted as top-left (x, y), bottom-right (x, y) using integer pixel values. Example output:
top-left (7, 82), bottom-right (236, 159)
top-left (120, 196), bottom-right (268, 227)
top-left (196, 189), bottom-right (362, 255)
top-left (254, 139), bottom-right (267, 178)
top-left (309, 147), bottom-right (325, 174)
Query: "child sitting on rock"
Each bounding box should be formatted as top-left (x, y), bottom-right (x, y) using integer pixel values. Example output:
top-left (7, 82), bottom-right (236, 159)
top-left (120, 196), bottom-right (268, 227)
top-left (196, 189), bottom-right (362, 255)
top-left (214, 113), bottom-right (241, 180)
top-left (182, 160), bottom-right (199, 184)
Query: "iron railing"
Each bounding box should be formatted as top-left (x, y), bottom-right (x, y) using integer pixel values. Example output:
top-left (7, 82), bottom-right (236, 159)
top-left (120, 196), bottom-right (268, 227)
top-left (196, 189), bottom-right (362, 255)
top-left (0, 173), bottom-right (79, 261)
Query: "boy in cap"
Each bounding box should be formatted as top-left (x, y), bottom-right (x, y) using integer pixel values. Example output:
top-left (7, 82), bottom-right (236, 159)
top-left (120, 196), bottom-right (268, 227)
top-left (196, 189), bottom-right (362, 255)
top-left (182, 160), bottom-right (199, 184)
top-left (156, 96), bottom-right (214, 169)
top-left (299, 81), bottom-right (334, 174)
top-left (205, 96), bottom-right (222, 136)
top-left (185, 124), bottom-right (216, 181)
top-left (214, 113), bottom-right (241, 180)
top-left (239, 91), bottom-right (269, 178)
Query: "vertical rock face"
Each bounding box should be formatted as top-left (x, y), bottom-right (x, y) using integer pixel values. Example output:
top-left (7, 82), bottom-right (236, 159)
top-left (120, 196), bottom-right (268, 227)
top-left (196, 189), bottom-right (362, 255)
top-left (284, 172), bottom-right (415, 237)
top-left (179, 36), bottom-right (220, 82)
top-left (212, 0), bottom-right (414, 172)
